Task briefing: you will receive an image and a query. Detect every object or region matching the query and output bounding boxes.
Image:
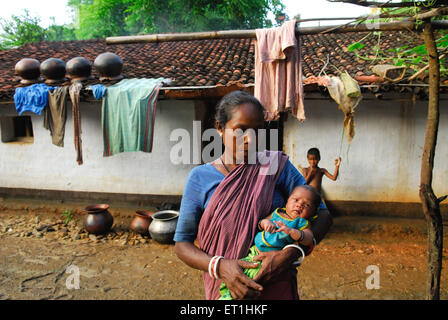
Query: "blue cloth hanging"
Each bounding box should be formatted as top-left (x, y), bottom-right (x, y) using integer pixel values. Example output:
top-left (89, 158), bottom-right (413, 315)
top-left (14, 83), bottom-right (51, 116)
top-left (88, 84), bottom-right (107, 100)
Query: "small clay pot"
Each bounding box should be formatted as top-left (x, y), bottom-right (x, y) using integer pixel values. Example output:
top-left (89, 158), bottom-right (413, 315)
top-left (94, 52), bottom-right (124, 81)
top-left (83, 204), bottom-right (114, 235)
top-left (15, 58), bottom-right (41, 84)
top-left (66, 57), bottom-right (92, 82)
top-left (130, 210), bottom-right (153, 236)
top-left (40, 58), bottom-right (66, 83)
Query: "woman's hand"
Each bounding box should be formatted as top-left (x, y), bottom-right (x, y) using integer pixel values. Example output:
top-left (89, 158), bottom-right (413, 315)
top-left (218, 259), bottom-right (263, 300)
top-left (252, 248), bottom-right (298, 285)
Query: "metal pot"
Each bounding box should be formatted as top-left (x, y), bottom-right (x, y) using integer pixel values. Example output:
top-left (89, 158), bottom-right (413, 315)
top-left (148, 210), bottom-right (179, 244)
top-left (83, 204), bottom-right (114, 235)
top-left (130, 210), bottom-right (153, 236)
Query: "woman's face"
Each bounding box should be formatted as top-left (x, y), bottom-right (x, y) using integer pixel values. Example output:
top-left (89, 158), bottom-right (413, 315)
top-left (217, 103), bottom-right (264, 163)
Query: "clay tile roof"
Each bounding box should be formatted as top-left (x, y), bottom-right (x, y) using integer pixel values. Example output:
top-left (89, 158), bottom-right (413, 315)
top-left (0, 30), bottom-right (443, 101)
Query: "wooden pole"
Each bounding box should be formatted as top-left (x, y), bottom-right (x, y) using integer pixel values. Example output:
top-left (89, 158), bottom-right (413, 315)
top-left (419, 22), bottom-right (445, 300)
top-left (106, 21), bottom-right (448, 44)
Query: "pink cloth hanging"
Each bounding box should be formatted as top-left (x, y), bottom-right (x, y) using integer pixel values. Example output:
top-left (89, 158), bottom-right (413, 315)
top-left (254, 20), bottom-right (305, 121)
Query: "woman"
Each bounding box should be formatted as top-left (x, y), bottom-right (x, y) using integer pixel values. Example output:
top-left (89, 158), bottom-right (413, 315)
top-left (174, 91), bottom-right (332, 300)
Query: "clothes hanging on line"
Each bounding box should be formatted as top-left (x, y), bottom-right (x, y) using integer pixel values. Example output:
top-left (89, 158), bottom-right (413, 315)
top-left (254, 19), bottom-right (305, 121)
top-left (13, 83), bottom-right (50, 116)
top-left (43, 86), bottom-right (68, 147)
top-left (88, 84), bottom-right (107, 100)
top-left (69, 81), bottom-right (83, 165)
top-left (102, 78), bottom-right (167, 157)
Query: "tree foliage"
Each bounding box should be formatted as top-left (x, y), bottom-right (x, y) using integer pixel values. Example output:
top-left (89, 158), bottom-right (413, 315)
top-left (68, 0), bottom-right (285, 39)
top-left (346, 2), bottom-right (448, 77)
top-left (0, 10), bottom-right (76, 50)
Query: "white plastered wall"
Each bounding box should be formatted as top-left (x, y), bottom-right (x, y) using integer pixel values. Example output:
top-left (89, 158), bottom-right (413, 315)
top-left (284, 93), bottom-right (448, 203)
top-left (0, 100), bottom-right (197, 195)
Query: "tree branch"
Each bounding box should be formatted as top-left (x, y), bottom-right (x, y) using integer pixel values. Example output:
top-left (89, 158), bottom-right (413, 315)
top-left (327, 0), bottom-right (448, 8)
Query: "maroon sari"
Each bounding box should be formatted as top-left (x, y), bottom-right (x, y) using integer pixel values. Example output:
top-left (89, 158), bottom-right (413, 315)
top-left (197, 150), bottom-right (297, 300)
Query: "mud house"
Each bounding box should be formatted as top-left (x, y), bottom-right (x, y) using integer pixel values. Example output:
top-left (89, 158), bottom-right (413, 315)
top-left (0, 31), bottom-right (446, 218)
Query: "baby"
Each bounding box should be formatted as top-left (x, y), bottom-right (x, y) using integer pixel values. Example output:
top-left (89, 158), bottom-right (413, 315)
top-left (219, 184), bottom-right (321, 300)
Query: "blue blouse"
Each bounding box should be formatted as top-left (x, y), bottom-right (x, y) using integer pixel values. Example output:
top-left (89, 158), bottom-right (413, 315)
top-left (174, 159), bottom-right (324, 243)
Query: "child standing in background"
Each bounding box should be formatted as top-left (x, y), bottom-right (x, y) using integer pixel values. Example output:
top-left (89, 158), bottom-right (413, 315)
top-left (300, 148), bottom-right (341, 193)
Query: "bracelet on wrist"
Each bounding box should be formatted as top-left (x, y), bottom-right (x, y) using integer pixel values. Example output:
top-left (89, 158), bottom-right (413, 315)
top-left (298, 230), bottom-right (304, 242)
top-left (283, 244), bottom-right (305, 266)
top-left (208, 255), bottom-right (224, 280)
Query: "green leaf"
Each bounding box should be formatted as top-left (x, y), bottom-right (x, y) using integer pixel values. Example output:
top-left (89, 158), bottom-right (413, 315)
top-left (395, 59), bottom-right (405, 66)
top-left (347, 42), bottom-right (366, 52)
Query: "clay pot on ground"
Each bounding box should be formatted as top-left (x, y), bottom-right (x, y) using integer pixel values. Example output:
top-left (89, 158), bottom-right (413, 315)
top-left (94, 52), bottom-right (124, 81)
top-left (83, 204), bottom-right (114, 235)
top-left (15, 58), bottom-right (41, 84)
top-left (66, 57), bottom-right (92, 82)
top-left (130, 210), bottom-right (153, 236)
top-left (40, 58), bottom-right (67, 84)
top-left (148, 210), bottom-right (179, 244)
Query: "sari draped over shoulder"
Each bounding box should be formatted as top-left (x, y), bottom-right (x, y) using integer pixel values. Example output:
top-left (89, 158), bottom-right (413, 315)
top-left (197, 150), bottom-right (292, 300)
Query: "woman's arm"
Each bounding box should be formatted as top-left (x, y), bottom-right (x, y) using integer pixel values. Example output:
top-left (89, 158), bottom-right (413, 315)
top-left (310, 208), bottom-right (333, 244)
top-left (174, 241), bottom-right (263, 299)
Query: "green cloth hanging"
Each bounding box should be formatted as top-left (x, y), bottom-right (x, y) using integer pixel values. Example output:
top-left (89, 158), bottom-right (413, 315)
top-left (102, 78), bottom-right (167, 157)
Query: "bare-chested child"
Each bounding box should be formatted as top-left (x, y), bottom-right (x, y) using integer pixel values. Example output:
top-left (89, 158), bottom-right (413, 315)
top-left (300, 148), bottom-right (341, 192)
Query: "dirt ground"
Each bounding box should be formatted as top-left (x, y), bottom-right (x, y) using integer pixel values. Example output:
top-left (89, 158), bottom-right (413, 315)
top-left (0, 198), bottom-right (447, 300)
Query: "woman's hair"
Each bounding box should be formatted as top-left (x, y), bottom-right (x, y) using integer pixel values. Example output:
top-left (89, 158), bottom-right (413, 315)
top-left (215, 91), bottom-right (265, 129)
top-left (307, 147), bottom-right (321, 160)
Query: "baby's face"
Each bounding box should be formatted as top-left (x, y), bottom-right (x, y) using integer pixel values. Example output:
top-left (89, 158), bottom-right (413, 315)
top-left (285, 187), bottom-right (316, 220)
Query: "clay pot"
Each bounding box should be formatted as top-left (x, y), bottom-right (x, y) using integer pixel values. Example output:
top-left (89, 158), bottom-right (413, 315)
top-left (83, 204), bottom-right (114, 235)
top-left (130, 210), bottom-right (153, 236)
top-left (40, 58), bottom-right (66, 83)
top-left (148, 210), bottom-right (179, 244)
top-left (94, 52), bottom-right (124, 81)
top-left (15, 58), bottom-right (41, 84)
top-left (66, 57), bottom-right (92, 82)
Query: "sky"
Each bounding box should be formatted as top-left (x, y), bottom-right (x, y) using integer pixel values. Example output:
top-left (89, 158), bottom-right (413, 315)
top-left (0, 0), bottom-right (373, 30)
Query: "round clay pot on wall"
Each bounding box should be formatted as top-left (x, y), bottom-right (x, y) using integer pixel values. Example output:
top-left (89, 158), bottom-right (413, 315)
top-left (40, 58), bottom-right (67, 84)
top-left (94, 52), bottom-right (124, 81)
top-left (66, 57), bottom-right (92, 82)
top-left (83, 204), bottom-right (114, 235)
top-left (15, 58), bottom-right (41, 85)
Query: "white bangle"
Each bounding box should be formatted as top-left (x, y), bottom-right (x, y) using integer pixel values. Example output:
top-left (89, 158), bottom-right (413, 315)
top-left (208, 255), bottom-right (224, 279)
top-left (283, 244), bottom-right (305, 266)
top-left (213, 256), bottom-right (224, 279)
top-left (208, 256), bottom-right (217, 279)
